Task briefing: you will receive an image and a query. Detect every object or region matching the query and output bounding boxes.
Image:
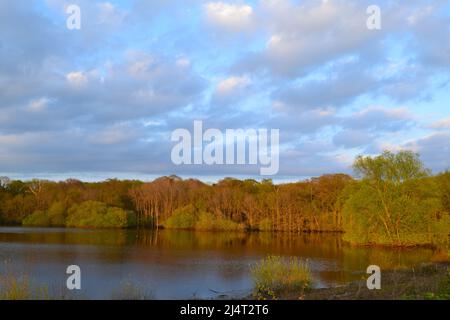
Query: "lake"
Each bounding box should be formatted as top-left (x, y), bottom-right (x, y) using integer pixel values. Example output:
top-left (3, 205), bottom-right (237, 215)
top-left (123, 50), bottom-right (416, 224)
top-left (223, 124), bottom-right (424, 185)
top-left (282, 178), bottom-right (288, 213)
top-left (0, 227), bottom-right (436, 299)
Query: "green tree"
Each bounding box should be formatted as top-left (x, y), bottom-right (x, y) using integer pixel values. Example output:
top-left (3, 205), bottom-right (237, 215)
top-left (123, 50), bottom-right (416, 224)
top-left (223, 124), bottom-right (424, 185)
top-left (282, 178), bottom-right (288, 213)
top-left (66, 201), bottom-right (134, 229)
top-left (47, 201), bottom-right (66, 226)
top-left (162, 204), bottom-right (198, 229)
top-left (342, 151), bottom-right (447, 246)
top-left (22, 210), bottom-right (51, 227)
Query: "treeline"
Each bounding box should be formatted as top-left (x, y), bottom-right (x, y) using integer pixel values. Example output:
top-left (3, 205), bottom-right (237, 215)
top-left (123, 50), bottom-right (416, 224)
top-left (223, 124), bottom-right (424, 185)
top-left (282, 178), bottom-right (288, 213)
top-left (0, 151), bottom-right (449, 247)
top-left (0, 173), bottom-right (351, 231)
top-left (129, 173), bottom-right (352, 232)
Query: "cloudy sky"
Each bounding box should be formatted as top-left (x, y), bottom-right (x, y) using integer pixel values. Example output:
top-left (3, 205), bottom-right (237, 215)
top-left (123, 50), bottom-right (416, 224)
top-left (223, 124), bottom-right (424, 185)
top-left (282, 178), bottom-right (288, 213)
top-left (0, 0), bottom-right (449, 182)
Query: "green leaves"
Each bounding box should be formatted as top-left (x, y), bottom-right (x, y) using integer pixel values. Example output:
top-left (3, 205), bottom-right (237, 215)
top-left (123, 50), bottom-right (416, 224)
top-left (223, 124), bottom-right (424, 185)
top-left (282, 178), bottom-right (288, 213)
top-left (66, 201), bottom-right (134, 229)
top-left (354, 150), bottom-right (429, 184)
top-left (343, 151), bottom-right (448, 247)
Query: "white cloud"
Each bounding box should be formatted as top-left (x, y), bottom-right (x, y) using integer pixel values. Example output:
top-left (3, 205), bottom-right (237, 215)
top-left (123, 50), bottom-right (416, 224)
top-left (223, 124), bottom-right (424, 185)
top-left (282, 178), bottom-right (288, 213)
top-left (407, 5), bottom-right (435, 25)
top-left (66, 71), bottom-right (88, 87)
top-left (376, 141), bottom-right (406, 153)
top-left (236, 0), bottom-right (378, 77)
top-left (176, 57), bottom-right (191, 68)
top-left (126, 52), bottom-right (155, 77)
top-left (216, 75), bottom-right (250, 95)
top-left (27, 97), bottom-right (51, 112)
top-left (345, 107), bottom-right (413, 132)
top-left (430, 117), bottom-right (450, 129)
top-left (205, 2), bottom-right (253, 32)
top-left (97, 2), bottom-right (127, 26)
top-left (1, 0), bottom-right (449, 178)
top-left (404, 133), bottom-right (450, 172)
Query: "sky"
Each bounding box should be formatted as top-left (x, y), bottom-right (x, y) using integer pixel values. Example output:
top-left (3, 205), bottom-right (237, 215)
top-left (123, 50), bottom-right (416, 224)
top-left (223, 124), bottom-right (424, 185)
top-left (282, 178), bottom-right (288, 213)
top-left (0, 0), bottom-right (449, 182)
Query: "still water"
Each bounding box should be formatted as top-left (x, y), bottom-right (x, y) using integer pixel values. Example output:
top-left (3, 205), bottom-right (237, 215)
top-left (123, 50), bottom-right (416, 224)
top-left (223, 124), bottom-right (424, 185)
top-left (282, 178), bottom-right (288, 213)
top-left (0, 227), bottom-right (436, 299)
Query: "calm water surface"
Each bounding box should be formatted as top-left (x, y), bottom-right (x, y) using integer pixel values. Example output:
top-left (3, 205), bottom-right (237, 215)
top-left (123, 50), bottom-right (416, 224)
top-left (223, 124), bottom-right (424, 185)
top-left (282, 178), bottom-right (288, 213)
top-left (0, 227), bottom-right (436, 299)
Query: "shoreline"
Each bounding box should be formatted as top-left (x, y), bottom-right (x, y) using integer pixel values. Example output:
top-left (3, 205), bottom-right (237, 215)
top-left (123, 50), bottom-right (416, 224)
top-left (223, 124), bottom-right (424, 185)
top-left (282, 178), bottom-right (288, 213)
top-left (246, 262), bottom-right (449, 300)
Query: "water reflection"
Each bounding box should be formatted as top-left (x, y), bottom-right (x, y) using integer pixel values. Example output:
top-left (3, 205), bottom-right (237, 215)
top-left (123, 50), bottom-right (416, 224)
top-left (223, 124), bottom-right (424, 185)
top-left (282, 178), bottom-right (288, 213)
top-left (0, 227), bottom-right (436, 299)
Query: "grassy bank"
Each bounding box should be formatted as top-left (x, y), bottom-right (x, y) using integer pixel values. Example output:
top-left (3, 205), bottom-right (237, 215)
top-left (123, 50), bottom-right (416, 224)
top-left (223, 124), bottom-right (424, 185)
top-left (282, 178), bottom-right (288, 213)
top-left (304, 263), bottom-right (450, 300)
top-left (251, 256), bottom-right (311, 299)
top-left (0, 274), bottom-right (152, 300)
top-left (249, 259), bottom-right (449, 300)
top-left (0, 274), bottom-right (47, 300)
top-left (2, 260), bottom-right (448, 300)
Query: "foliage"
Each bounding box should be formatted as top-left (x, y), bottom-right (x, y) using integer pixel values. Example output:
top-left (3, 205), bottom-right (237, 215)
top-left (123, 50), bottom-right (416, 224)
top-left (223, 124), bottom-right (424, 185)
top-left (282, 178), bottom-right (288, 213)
top-left (23, 201), bottom-right (66, 227)
top-left (343, 151), bottom-right (450, 247)
top-left (0, 151), bottom-right (448, 247)
top-left (163, 205), bottom-right (244, 230)
top-left (251, 255), bottom-right (311, 299)
top-left (66, 201), bottom-right (135, 229)
top-left (196, 211), bottom-right (244, 231)
top-left (162, 205), bottom-right (198, 229)
top-left (47, 201), bottom-right (66, 226)
top-left (22, 210), bottom-right (51, 227)
top-left (353, 150), bottom-right (430, 183)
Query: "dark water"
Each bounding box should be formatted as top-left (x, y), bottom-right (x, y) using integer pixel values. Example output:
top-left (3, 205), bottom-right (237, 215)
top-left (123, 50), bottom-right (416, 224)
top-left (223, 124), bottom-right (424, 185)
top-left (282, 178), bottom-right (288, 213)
top-left (0, 227), bottom-right (436, 299)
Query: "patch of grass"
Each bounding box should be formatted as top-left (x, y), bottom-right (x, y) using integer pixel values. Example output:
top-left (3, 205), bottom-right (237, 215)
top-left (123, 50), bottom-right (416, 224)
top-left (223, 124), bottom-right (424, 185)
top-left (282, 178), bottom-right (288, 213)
top-left (110, 281), bottom-right (153, 300)
top-left (251, 255), bottom-right (311, 299)
top-left (423, 266), bottom-right (450, 300)
top-left (0, 274), bottom-right (50, 300)
top-left (302, 263), bottom-right (449, 300)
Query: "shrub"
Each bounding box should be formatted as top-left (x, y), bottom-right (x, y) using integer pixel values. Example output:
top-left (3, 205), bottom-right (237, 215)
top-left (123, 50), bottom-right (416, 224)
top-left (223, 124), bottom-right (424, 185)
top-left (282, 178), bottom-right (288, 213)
top-left (163, 206), bottom-right (244, 231)
top-left (66, 201), bottom-right (133, 229)
top-left (196, 211), bottom-right (243, 231)
top-left (22, 210), bottom-right (50, 227)
top-left (47, 201), bottom-right (66, 226)
top-left (22, 202), bottom-right (67, 227)
top-left (251, 256), bottom-right (311, 299)
top-left (163, 205), bottom-right (198, 229)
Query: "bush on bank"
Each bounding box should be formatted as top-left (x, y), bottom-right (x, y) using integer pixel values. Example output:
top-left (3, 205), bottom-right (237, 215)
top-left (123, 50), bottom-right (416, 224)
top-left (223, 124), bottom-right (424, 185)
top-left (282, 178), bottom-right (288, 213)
top-left (23, 201), bottom-right (136, 229)
top-left (66, 201), bottom-right (136, 229)
top-left (23, 201), bottom-right (66, 227)
top-left (251, 255), bottom-right (311, 299)
top-left (163, 204), bottom-right (244, 231)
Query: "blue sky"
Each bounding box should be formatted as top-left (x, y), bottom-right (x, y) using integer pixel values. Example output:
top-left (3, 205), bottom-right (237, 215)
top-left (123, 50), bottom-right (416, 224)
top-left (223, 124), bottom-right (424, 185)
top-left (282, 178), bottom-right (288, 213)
top-left (0, 0), bottom-right (449, 182)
